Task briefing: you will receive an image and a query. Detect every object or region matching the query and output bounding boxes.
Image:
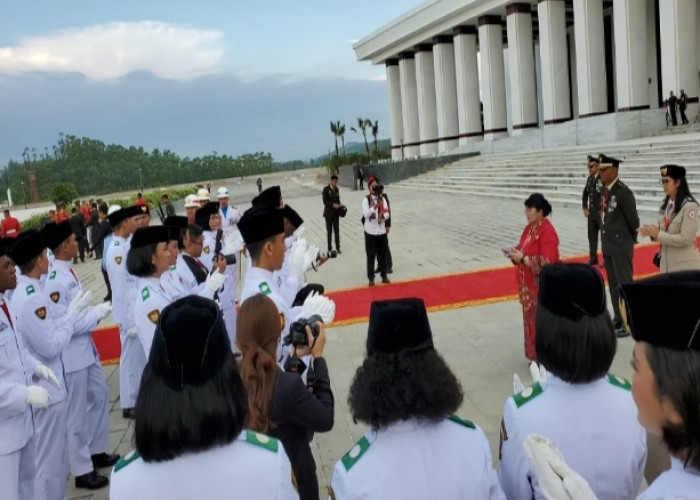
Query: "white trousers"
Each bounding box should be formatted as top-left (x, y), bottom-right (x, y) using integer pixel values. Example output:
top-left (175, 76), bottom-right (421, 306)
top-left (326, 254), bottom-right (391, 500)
top-left (118, 326), bottom-right (147, 409)
top-left (33, 399), bottom-right (68, 500)
top-left (0, 435), bottom-right (36, 500)
top-left (65, 363), bottom-right (109, 476)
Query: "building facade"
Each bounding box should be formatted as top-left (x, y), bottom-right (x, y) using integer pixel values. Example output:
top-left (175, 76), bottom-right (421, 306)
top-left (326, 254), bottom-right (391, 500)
top-left (354, 0), bottom-right (700, 160)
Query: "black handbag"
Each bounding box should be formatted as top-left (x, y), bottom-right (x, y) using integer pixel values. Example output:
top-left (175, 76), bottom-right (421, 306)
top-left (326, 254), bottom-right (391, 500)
top-left (652, 252), bottom-right (661, 268)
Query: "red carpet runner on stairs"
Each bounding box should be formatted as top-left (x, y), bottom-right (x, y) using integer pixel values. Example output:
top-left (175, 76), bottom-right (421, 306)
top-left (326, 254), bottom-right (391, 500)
top-left (92, 241), bottom-right (667, 365)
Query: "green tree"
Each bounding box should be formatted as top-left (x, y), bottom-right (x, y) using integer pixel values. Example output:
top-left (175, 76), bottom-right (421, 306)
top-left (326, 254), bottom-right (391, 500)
top-left (338, 122), bottom-right (347, 157)
top-left (370, 120), bottom-right (380, 154)
top-left (351, 117), bottom-right (371, 154)
top-left (50, 182), bottom-right (79, 206)
top-left (330, 121), bottom-right (341, 157)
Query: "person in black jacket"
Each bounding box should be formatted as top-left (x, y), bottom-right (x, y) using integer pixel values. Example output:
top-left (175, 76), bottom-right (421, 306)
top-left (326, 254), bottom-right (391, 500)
top-left (237, 294), bottom-right (334, 500)
top-left (69, 207), bottom-right (87, 263)
top-left (581, 155), bottom-right (603, 265)
top-left (322, 175), bottom-right (343, 254)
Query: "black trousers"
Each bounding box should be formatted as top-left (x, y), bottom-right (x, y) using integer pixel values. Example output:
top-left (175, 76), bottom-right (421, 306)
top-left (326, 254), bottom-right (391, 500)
top-left (325, 216), bottom-right (340, 251)
top-left (74, 237), bottom-right (87, 262)
top-left (670, 109), bottom-right (678, 125)
top-left (587, 215), bottom-right (601, 261)
top-left (101, 267), bottom-right (112, 300)
top-left (358, 177), bottom-right (364, 190)
top-left (375, 236), bottom-right (393, 270)
top-left (365, 232), bottom-right (388, 280)
top-left (603, 252), bottom-right (633, 326)
top-left (680, 107), bottom-right (688, 124)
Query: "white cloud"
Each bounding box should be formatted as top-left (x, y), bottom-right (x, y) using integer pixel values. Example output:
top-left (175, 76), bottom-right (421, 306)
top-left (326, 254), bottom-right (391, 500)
top-left (0, 21), bottom-right (225, 81)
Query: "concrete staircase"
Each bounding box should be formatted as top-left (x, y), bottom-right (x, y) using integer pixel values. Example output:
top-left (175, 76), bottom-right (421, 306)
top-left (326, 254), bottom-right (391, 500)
top-left (392, 133), bottom-right (700, 214)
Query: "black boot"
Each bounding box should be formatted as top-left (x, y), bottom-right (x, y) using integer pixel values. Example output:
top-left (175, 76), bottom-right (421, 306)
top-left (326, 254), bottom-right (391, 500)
top-left (92, 452), bottom-right (120, 468)
top-left (75, 471), bottom-right (109, 490)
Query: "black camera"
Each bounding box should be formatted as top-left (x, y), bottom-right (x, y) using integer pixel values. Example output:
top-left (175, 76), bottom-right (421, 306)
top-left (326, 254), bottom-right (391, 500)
top-left (372, 183), bottom-right (384, 194)
top-left (214, 230), bottom-right (236, 266)
top-left (284, 314), bottom-right (322, 346)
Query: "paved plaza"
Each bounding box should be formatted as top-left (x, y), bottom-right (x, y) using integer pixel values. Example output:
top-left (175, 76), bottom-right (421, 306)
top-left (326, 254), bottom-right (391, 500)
top-left (67, 170), bottom-right (644, 499)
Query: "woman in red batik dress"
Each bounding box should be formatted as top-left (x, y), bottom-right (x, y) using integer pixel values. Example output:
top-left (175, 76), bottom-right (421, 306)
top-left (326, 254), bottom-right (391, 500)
top-left (506, 193), bottom-right (560, 361)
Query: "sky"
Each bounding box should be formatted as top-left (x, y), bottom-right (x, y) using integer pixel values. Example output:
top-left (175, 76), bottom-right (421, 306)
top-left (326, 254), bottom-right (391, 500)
top-left (0, 0), bottom-right (421, 165)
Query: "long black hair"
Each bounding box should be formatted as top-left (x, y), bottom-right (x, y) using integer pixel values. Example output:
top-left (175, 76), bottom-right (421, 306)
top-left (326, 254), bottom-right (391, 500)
top-left (661, 177), bottom-right (697, 215)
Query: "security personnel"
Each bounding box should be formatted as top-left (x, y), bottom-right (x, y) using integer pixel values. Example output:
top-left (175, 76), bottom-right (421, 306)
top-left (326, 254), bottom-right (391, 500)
top-left (184, 194), bottom-right (200, 224)
top-left (128, 226), bottom-right (172, 356)
top-left (598, 154), bottom-right (639, 337)
top-left (498, 264), bottom-right (646, 500)
top-left (331, 298), bottom-right (504, 500)
top-left (0, 237), bottom-right (51, 500)
top-left (217, 187), bottom-right (241, 235)
top-left (106, 205), bottom-right (146, 419)
top-left (582, 155), bottom-right (603, 265)
top-left (40, 222), bottom-right (116, 490)
top-left (109, 296), bottom-right (297, 500)
top-left (322, 174), bottom-right (342, 254)
top-left (8, 232), bottom-right (83, 499)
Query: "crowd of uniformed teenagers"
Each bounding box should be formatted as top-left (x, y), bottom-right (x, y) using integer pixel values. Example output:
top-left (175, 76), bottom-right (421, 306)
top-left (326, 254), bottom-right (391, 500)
top-left (1, 180), bottom-right (699, 500)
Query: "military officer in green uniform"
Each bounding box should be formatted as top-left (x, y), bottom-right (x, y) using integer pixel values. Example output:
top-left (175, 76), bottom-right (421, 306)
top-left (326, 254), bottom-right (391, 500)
top-left (582, 155), bottom-right (603, 265)
top-left (598, 154), bottom-right (639, 337)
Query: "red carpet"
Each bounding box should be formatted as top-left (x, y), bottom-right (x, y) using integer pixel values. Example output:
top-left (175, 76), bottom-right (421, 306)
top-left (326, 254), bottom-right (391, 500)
top-left (94, 241), bottom-right (668, 365)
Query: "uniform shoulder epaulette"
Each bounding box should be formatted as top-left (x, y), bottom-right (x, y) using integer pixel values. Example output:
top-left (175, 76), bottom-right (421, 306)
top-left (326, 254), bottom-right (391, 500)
top-left (169, 265), bottom-right (176, 271)
top-left (606, 373), bottom-right (631, 391)
top-left (258, 281), bottom-right (272, 295)
top-left (341, 436), bottom-right (370, 472)
top-left (448, 413), bottom-right (476, 429)
top-left (141, 287), bottom-right (151, 302)
top-left (113, 449), bottom-right (140, 473)
top-left (25, 284), bottom-right (35, 296)
top-left (245, 430), bottom-right (279, 452)
top-left (48, 270), bottom-right (57, 280)
top-left (513, 382), bottom-right (544, 408)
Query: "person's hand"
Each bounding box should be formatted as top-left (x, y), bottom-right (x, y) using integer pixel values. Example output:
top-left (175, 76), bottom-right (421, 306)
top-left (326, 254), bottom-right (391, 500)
top-left (582, 208), bottom-right (589, 218)
top-left (26, 385), bottom-right (50, 407)
top-left (303, 245), bottom-right (319, 273)
top-left (93, 302), bottom-right (112, 321)
top-left (310, 322), bottom-right (326, 358)
top-left (213, 255), bottom-right (227, 274)
top-left (205, 270), bottom-right (226, 292)
top-left (523, 434), bottom-right (598, 500)
top-left (223, 231), bottom-right (245, 255)
top-left (507, 249), bottom-right (524, 263)
top-left (289, 238), bottom-right (308, 280)
top-left (126, 326), bottom-right (139, 338)
top-left (333, 203), bottom-right (340, 209)
top-left (638, 224), bottom-right (660, 239)
top-left (294, 225), bottom-right (306, 240)
top-left (34, 365), bottom-right (60, 389)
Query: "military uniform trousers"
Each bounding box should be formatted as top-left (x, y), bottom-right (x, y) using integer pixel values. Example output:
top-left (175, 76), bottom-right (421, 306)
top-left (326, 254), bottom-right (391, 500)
top-left (118, 326), bottom-right (147, 409)
top-left (602, 253), bottom-right (633, 326)
top-left (33, 398), bottom-right (68, 500)
top-left (587, 213), bottom-right (601, 261)
top-left (66, 361), bottom-right (110, 476)
top-left (0, 434), bottom-right (36, 500)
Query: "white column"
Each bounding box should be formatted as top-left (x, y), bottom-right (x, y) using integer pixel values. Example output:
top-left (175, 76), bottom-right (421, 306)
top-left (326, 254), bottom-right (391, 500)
top-left (385, 60), bottom-right (404, 161)
top-left (613, 0), bottom-right (649, 110)
top-left (506, 4), bottom-right (538, 133)
top-left (659, 0), bottom-right (698, 101)
top-left (454, 26), bottom-right (482, 144)
top-left (415, 45), bottom-right (439, 156)
top-left (538, 0), bottom-right (571, 123)
top-left (399, 53), bottom-right (420, 158)
top-left (573, 0), bottom-right (608, 116)
top-left (432, 36), bottom-right (459, 152)
top-left (479, 16), bottom-right (508, 140)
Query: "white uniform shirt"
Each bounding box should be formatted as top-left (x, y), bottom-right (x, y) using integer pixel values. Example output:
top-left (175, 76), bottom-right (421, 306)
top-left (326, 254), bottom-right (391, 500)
top-left (160, 265), bottom-right (188, 302)
top-left (44, 259), bottom-right (99, 373)
top-left (106, 236), bottom-right (137, 328)
top-left (0, 296), bottom-right (37, 454)
top-left (10, 275), bottom-right (73, 405)
top-left (362, 194), bottom-right (390, 236)
top-left (498, 374), bottom-right (646, 500)
top-left (274, 235), bottom-right (303, 306)
top-left (219, 205), bottom-right (241, 235)
top-left (199, 230), bottom-right (217, 273)
top-left (331, 416), bottom-right (505, 500)
top-left (133, 277), bottom-right (171, 356)
top-left (110, 430), bottom-right (297, 500)
top-left (637, 458), bottom-right (700, 500)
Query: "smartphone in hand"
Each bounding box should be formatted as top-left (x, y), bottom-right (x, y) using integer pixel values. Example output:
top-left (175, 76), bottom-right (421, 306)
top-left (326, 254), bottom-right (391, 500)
top-left (501, 246), bottom-right (513, 256)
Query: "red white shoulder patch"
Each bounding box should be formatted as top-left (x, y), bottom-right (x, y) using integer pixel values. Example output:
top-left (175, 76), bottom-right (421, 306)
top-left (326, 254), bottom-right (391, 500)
top-left (688, 210), bottom-right (696, 220)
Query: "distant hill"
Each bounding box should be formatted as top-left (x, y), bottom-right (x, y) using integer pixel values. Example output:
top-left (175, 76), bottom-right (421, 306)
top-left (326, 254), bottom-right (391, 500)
top-left (311, 139), bottom-right (391, 163)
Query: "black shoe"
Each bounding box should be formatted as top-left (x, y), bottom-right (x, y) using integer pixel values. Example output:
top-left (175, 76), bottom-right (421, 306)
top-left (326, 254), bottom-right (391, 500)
top-left (387, 268), bottom-right (393, 274)
top-left (336, 249), bottom-right (342, 254)
top-left (381, 277), bottom-right (391, 284)
top-left (368, 280), bottom-right (375, 287)
top-left (92, 452), bottom-right (120, 468)
top-left (75, 471), bottom-right (109, 490)
top-left (615, 326), bottom-right (630, 338)
top-left (122, 408), bottom-right (135, 420)
top-left (103, 295), bottom-right (111, 302)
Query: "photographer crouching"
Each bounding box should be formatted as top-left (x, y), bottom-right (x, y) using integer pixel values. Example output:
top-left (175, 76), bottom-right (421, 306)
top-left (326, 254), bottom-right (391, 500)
top-left (362, 176), bottom-right (390, 286)
top-left (237, 294), bottom-right (334, 500)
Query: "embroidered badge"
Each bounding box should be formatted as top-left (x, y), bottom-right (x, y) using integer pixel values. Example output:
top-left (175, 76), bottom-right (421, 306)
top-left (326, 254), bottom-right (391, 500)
top-left (245, 430), bottom-right (279, 452)
top-left (689, 210), bottom-right (696, 220)
top-left (147, 309), bottom-right (160, 324)
top-left (50, 292), bottom-right (60, 303)
top-left (114, 240), bottom-right (120, 247)
top-left (141, 206), bottom-right (147, 213)
top-left (203, 245), bottom-right (210, 254)
top-left (259, 281), bottom-right (271, 295)
top-left (25, 285), bottom-right (35, 296)
top-left (141, 287), bottom-right (151, 301)
top-left (35, 307), bottom-right (47, 320)
top-left (607, 373), bottom-right (632, 391)
top-left (115, 256), bottom-right (122, 265)
top-left (113, 450), bottom-right (140, 473)
top-left (341, 436), bottom-right (370, 471)
top-left (48, 270), bottom-right (57, 280)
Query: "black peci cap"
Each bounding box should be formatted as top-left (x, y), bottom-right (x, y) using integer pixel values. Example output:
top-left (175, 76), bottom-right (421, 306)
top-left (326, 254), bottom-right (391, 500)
top-left (40, 221), bottom-right (73, 250)
top-left (10, 230), bottom-right (46, 266)
top-left (107, 207), bottom-right (130, 227)
top-left (538, 263), bottom-right (607, 321)
top-left (251, 186), bottom-right (282, 209)
top-left (194, 202), bottom-right (219, 231)
top-left (149, 295), bottom-right (231, 390)
top-left (0, 237), bottom-right (13, 258)
top-left (619, 271), bottom-right (700, 351)
top-left (163, 216), bottom-right (189, 242)
top-left (238, 206), bottom-right (284, 245)
top-left (367, 298), bottom-right (434, 355)
top-left (130, 226), bottom-right (170, 249)
top-left (282, 204), bottom-right (304, 229)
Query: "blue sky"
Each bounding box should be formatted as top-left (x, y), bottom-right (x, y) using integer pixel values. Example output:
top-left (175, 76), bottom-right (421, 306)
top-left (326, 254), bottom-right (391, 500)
top-left (0, 0), bottom-right (419, 165)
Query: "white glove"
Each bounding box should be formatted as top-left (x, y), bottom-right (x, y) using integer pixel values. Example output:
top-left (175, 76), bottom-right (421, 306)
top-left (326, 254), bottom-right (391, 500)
top-left (523, 434), bottom-right (598, 500)
top-left (127, 326), bottom-right (139, 338)
top-left (301, 292), bottom-right (336, 325)
top-left (26, 385), bottom-right (50, 407)
top-left (68, 290), bottom-right (92, 320)
top-left (288, 237), bottom-right (308, 281)
top-left (302, 245), bottom-right (319, 273)
top-left (93, 302), bottom-right (112, 321)
top-left (529, 361), bottom-right (548, 385)
top-left (513, 373), bottom-right (524, 394)
top-left (223, 231), bottom-right (245, 256)
top-left (34, 365), bottom-right (60, 389)
top-left (205, 271), bottom-right (226, 292)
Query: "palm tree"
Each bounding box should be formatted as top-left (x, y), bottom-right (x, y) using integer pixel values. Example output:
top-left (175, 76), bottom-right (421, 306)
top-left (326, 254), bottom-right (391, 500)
top-left (371, 120), bottom-right (379, 154)
top-left (330, 121), bottom-right (340, 157)
top-left (350, 117), bottom-right (371, 154)
top-left (338, 122), bottom-right (347, 157)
